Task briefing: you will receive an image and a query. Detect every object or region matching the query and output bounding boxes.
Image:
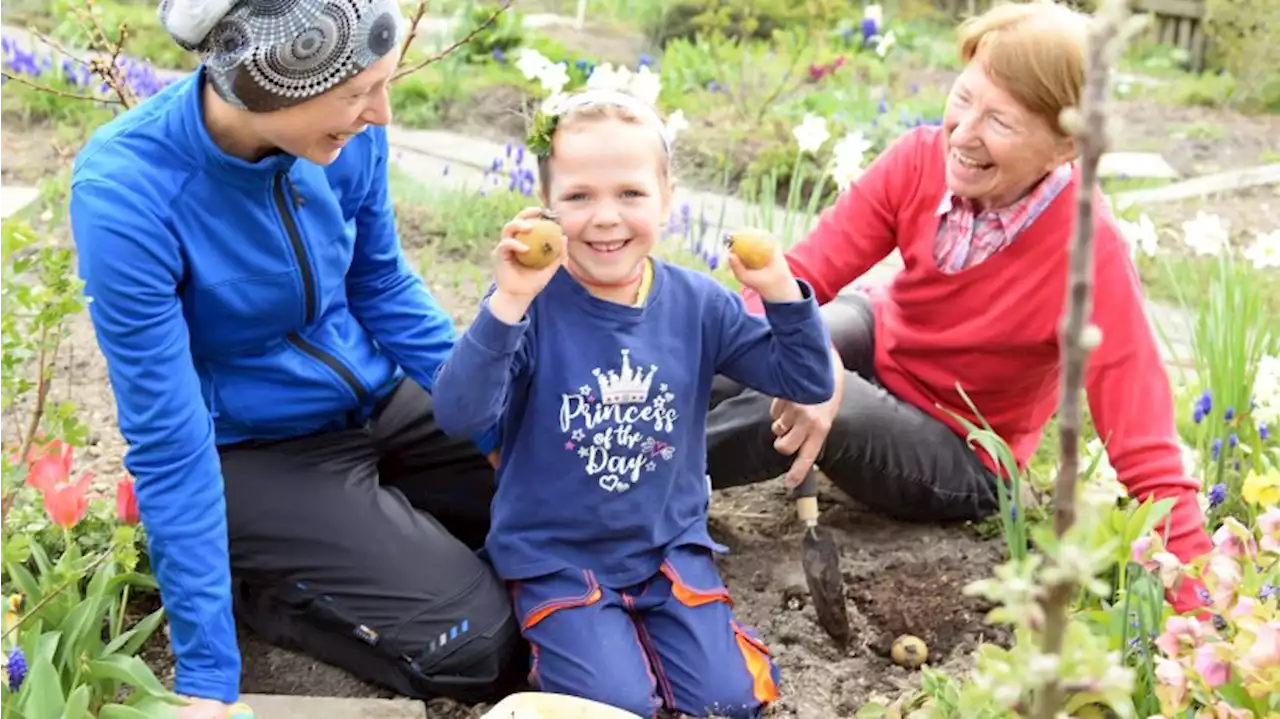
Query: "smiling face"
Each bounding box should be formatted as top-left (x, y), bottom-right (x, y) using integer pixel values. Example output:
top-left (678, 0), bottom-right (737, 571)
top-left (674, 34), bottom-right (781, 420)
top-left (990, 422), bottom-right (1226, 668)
top-left (941, 61), bottom-right (1076, 210)
top-left (542, 114), bottom-right (674, 299)
top-left (246, 48), bottom-right (401, 166)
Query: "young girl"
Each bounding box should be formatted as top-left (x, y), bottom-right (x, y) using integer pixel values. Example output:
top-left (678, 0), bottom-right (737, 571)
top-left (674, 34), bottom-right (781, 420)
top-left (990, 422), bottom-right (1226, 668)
top-left (431, 88), bottom-right (835, 719)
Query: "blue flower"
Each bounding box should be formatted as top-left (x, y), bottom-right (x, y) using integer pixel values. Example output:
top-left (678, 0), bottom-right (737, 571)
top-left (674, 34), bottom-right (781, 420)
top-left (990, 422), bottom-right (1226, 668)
top-left (1212, 438), bottom-right (1222, 461)
top-left (1261, 422), bottom-right (1270, 442)
top-left (492, 48), bottom-right (505, 63)
top-left (1208, 482), bottom-right (1227, 508)
top-left (1224, 406), bottom-right (1235, 421)
top-left (5, 647), bottom-right (25, 692)
top-left (638, 54), bottom-right (652, 70)
top-left (1261, 582), bottom-right (1277, 601)
top-left (1228, 433), bottom-right (1238, 449)
top-left (860, 17), bottom-right (879, 44)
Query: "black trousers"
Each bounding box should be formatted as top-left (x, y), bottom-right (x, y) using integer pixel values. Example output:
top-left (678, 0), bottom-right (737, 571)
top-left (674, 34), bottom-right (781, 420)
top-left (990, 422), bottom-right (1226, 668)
top-left (219, 293), bottom-right (998, 703)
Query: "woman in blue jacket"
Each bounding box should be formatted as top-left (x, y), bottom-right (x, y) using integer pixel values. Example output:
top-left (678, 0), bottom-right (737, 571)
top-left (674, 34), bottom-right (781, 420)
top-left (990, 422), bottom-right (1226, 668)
top-left (69, 0), bottom-right (523, 716)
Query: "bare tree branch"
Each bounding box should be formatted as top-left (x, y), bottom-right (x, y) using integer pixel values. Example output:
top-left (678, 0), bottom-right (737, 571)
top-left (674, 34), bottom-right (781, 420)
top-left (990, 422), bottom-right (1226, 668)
top-left (392, 0), bottom-right (516, 83)
top-left (0, 70), bottom-right (124, 105)
top-left (1031, 1), bottom-right (1131, 717)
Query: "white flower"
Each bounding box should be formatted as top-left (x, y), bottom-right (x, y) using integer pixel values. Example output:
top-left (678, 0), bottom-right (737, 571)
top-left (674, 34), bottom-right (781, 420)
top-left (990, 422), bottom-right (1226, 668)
top-left (1118, 213), bottom-right (1159, 259)
top-left (586, 62), bottom-right (631, 93)
top-left (541, 92), bottom-right (568, 114)
top-left (1243, 229), bottom-right (1280, 270)
top-left (537, 61), bottom-right (570, 95)
top-left (664, 109), bottom-right (689, 143)
top-left (1180, 210), bottom-right (1229, 257)
top-left (1254, 354), bottom-right (1280, 426)
top-left (515, 48), bottom-right (552, 82)
top-left (829, 131), bottom-right (873, 190)
top-left (876, 30), bottom-right (896, 58)
top-left (1080, 438), bottom-right (1127, 509)
top-left (629, 65), bottom-right (662, 105)
top-left (863, 4), bottom-right (883, 26)
top-left (792, 114), bottom-right (830, 155)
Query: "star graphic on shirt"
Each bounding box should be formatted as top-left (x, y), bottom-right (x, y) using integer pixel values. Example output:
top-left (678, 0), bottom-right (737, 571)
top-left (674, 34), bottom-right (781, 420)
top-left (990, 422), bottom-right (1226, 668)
top-left (565, 440), bottom-right (575, 450)
top-left (579, 385), bottom-right (591, 395)
top-left (571, 429), bottom-right (585, 441)
top-left (578, 447), bottom-right (590, 458)
top-left (646, 461), bottom-right (657, 472)
top-left (659, 383), bottom-right (668, 392)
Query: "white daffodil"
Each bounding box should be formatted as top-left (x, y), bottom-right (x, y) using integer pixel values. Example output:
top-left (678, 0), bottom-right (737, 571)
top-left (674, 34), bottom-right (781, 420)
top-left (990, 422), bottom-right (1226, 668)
top-left (1243, 228), bottom-right (1280, 270)
top-left (664, 109), bottom-right (689, 144)
top-left (864, 4), bottom-right (883, 26)
top-left (1180, 210), bottom-right (1229, 257)
top-left (876, 30), bottom-right (897, 58)
top-left (792, 114), bottom-right (830, 155)
top-left (1118, 212), bottom-right (1159, 259)
top-left (541, 92), bottom-right (568, 114)
top-left (1254, 354), bottom-right (1280, 426)
top-left (829, 131), bottom-right (873, 190)
top-left (515, 48), bottom-right (552, 82)
top-left (537, 61), bottom-right (570, 95)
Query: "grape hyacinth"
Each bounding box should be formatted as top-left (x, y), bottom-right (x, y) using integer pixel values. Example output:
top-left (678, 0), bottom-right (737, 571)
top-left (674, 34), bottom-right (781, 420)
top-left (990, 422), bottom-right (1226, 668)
top-left (4, 647), bottom-right (25, 693)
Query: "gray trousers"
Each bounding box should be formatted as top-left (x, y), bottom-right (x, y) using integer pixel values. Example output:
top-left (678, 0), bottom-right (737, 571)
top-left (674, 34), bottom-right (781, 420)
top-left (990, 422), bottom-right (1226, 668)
top-left (215, 293), bottom-right (997, 703)
top-left (706, 292), bottom-right (1000, 523)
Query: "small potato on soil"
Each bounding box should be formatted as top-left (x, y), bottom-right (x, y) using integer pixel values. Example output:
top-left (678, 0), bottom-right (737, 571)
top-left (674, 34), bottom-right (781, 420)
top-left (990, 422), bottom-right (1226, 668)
top-left (890, 634), bottom-right (928, 669)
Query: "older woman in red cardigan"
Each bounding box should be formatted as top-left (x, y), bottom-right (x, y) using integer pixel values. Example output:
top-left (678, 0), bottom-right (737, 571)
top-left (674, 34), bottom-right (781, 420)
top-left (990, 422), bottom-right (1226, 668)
top-left (703, 1), bottom-right (1211, 614)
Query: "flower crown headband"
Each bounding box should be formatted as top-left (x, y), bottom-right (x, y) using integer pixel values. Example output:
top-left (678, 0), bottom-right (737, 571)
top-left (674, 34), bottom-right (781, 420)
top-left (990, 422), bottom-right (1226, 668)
top-left (527, 89), bottom-right (674, 159)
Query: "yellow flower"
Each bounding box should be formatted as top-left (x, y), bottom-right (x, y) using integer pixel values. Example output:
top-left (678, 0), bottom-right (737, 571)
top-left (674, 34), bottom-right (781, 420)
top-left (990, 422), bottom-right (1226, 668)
top-left (1242, 468), bottom-right (1280, 507)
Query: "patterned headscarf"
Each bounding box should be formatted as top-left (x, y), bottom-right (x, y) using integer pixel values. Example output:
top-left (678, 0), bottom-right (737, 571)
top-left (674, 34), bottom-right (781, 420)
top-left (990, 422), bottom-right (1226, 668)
top-left (159, 0), bottom-right (404, 113)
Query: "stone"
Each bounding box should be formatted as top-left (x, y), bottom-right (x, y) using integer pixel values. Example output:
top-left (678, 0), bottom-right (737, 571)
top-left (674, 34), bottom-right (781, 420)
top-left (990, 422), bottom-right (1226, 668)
top-left (1115, 163), bottom-right (1280, 208)
top-left (234, 694), bottom-right (424, 719)
top-left (481, 691), bottom-right (643, 718)
top-left (0, 185), bottom-right (40, 220)
top-left (1098, 151), bottom-right (1180, 180)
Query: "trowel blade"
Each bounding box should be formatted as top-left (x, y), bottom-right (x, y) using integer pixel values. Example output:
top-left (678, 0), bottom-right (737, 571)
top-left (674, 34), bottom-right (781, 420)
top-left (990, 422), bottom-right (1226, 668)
top-left (802, 525), bottom-right (851, 647)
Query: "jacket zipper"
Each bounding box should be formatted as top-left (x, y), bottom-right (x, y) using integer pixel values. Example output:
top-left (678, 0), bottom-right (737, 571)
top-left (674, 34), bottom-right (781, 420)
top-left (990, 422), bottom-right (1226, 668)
top-left (273, 171), bottom-right (369, 402)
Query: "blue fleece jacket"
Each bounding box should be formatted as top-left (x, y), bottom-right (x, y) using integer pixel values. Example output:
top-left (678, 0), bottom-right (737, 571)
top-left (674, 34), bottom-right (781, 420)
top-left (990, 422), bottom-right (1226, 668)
top-left (68, 67), bottom-right (497, 703)
top-left (432, 263), bottom-right (835, 587)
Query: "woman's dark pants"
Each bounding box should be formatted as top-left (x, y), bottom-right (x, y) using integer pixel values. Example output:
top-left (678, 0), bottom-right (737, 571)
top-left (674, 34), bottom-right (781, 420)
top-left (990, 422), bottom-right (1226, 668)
top-left (218, 292), bottom-right (998, 703)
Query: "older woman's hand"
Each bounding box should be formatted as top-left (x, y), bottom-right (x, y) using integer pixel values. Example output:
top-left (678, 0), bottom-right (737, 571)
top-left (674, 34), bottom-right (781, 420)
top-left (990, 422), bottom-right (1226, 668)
top-left (769, 347), bottom-right (845, 488)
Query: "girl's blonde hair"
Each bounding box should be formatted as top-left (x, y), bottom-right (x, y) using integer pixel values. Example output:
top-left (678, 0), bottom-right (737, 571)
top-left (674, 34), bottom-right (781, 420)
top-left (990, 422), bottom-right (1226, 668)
top-left (957, 1), bottom-right (1090, 135)
top-left (532, 90), bottom-right (674, 193)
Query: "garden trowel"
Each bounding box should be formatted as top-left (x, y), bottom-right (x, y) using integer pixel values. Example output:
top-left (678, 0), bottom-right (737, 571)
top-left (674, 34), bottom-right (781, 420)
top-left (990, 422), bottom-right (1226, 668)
top-left (794, 466), bottom-right (851, 647)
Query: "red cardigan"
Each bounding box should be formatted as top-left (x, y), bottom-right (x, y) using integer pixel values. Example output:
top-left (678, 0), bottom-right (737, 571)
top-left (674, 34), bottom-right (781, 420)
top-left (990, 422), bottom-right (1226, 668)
top-left (743, 126), bottom-right (1212, 613)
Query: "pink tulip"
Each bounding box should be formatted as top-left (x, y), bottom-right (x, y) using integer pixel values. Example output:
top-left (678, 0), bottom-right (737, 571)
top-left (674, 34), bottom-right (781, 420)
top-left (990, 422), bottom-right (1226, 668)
top-left (1151, 551), bottom-right (1184, 590)
top-left (1205, 554), bottom-right (1242, 611)
top-left (1259, 507), bottom-right (1280, 555)
top-left (1132, 535), bottom-right (1154, 564)
top-left (1230, 595), bottom-right (1257, 619)
top-left (1244, 621), bottom-right (1279, 671)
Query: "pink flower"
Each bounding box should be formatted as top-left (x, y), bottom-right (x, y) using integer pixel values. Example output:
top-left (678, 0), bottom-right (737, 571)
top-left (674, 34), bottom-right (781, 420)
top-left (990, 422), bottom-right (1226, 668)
top-left (1132, 535), bottom-right (1155, 564)
top-left (1244, 621), bottom-right (1279, 671)
top-left (1151, 551), bottom-right (1184, 590)
top-left (1198, 701), bottom-right (1252, 719)
top-left (1259, 507), bottom-right (1280, 555)
top-left (1193, 643), bottom-right (1231, 687)
top-left (1154, 656), bottom-right (1188, 712)
top-left (1212, 517), bottom-right (1257, 561)
top-left (1231, 595), bottom-right (1257, 619)
top-left (1157, 615), bottom-right (1207, 659)
top-left (1205, 554), bottom-right (1242, 611)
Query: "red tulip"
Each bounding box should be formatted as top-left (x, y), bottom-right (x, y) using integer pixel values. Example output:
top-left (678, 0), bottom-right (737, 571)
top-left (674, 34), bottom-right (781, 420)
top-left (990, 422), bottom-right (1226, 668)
top-left (26, 440), bottom-right (73, 494)
top-left (115, 478), bottom-right (139, 525)
top-left (42, 471), bottom-right (94, 529)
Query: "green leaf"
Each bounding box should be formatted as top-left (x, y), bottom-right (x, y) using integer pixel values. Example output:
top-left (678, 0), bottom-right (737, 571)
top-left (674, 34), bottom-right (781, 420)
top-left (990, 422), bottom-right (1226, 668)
top-left (17, 653), bottom-right (65, 719)
top-left (102, 607), bottom-right (165, 658)
top-left (28, 542), bottom-right (53, 582)
top-left (85, 558), bottom-right (116, 600)
top-left (55, 595), bottom-right (110, 671)
top-left (60, 684), bottom-right (91, 719)
top-left (84, 655), bottom-right (170, 697)
top-left (97, 705), bottom-right (160, 719)
top-left (5, 561), bottom-right (43, 606)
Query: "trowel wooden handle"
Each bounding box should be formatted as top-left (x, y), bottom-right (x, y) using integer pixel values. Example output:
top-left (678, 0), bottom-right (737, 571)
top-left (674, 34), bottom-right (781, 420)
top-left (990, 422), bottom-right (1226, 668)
top-left (795, 468), bottom-right (819, 523)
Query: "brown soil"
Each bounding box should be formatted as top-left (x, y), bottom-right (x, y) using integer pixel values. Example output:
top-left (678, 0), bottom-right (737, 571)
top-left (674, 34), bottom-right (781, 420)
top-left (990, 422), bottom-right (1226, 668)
top-left (1107, 98), bottom-right (1280, 178)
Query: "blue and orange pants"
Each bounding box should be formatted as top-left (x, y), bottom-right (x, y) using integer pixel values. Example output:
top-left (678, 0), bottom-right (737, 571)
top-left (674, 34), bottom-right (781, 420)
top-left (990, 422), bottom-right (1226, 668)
top-left (508, 546), bottom-right (780, 719)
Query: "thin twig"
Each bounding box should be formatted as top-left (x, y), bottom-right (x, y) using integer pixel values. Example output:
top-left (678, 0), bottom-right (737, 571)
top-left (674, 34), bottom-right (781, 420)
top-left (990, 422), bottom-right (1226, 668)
top-left (398, 0), bottom-right (430, 66)
top-left (391, 0), bottom-right (516, 83)
top-left (1031, 1), bottom-right (1128, 717)
top-left (29, 29), bottom-right (91, 67)
top-left (0, 70), bottom-right (123, 105)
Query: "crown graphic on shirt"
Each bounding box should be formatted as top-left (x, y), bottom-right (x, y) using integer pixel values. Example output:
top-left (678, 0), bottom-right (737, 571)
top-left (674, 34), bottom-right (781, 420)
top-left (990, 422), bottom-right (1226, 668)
top-left (592, 349), bottom-right (658, 405)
